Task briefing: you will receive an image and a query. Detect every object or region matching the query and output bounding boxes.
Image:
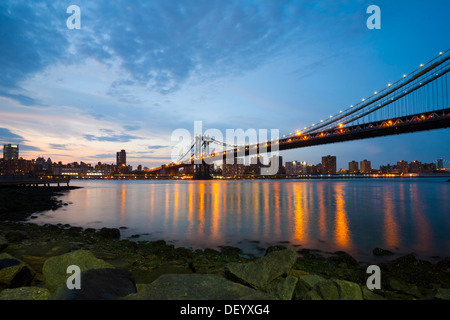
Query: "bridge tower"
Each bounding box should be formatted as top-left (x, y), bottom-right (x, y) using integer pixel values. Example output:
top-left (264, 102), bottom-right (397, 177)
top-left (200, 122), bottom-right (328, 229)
top-left (193, 135), bottom-right (213, 180)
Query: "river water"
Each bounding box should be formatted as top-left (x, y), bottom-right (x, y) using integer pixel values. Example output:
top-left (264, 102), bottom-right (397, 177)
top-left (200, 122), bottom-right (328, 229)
top-left (29, 178), bottom-right (450, 262)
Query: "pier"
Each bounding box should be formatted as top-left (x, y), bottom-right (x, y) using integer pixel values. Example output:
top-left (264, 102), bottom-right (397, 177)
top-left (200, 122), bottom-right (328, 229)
top-left (0, 177), bottom-right (71, 188)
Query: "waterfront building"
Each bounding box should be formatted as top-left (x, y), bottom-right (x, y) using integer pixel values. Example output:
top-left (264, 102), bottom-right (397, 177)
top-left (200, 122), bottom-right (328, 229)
top-left (348, 161), bottom-right (359, 174)
top-left (322, 155), bottom-right (336, 174)
top-left (360, 160), bottom-right (372, 174)
top-left (223, 158), bottom-right (245, 177)
top-left (3, 144), bottom-right (19, 160)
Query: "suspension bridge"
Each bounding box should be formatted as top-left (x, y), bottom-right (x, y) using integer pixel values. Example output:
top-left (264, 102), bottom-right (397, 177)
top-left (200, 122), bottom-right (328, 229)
top-left (149, 50), bottom-right (450, 179)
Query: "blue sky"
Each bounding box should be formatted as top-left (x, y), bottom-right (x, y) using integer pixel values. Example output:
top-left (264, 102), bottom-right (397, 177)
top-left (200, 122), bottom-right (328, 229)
top-left (0, 0), bottom-right (449, 169)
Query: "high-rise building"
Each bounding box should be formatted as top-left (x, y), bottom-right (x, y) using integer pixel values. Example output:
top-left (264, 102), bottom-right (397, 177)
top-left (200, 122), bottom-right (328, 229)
top-left (360, 160), bottom-right (372, 174)
top-left (116, 150), bottom-right (126, 167)
top-left (322, 155), bottom-right (336, 174)
top-left (348, 161), bottom-right (359, 174)
top-left (397, 160), bottom-right (409, 174)
top-left (437, 158), bottom-right (444, 169)
top-left (285, 161), bottom-right (299, 175)
top-left (3, 144), bottom-right (19, 160)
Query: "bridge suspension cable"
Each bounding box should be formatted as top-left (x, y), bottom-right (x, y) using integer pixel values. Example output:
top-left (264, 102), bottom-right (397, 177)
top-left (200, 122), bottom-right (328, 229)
top-left (290, 50), bottom-right (450, 137)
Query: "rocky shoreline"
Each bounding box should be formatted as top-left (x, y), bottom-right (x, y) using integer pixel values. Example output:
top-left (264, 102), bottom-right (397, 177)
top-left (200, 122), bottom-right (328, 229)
top-left (0, 221), bottom-right (449, 300)
top-left (0, 187), bottom-right (449, 300)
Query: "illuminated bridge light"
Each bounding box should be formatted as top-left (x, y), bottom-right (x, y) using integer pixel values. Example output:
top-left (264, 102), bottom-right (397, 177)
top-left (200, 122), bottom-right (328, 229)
top-left (338, 123), bottom-right (344, 128)
top-left (362, 98), bottom-right (365, 101)
top-left (339, 110), bottom-right (343, 113)
top-left (403, 74), bottom-right (407, 78)
top-left (374, 92), bottom-right (378, 94)
top-left (439, 52), bottom-right (443, 55)
top-left (320, 120), bottom-right (324, 122)
top-left (420, 64), bottom-right (424, 67)
top-left (329, 115), bottom-right (333, 118)
top-left (388, 83), bottom-right (392, 87)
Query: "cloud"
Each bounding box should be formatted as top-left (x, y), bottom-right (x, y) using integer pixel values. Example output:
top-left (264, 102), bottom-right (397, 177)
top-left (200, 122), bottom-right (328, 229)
top-left (49, 143), bottom-right (68, 150)
top-left (123, 125), bottom-right (141, 131)
top-left (19, 144), bottom-right (43, 152)
top-left (84, 132), bottom-right (141, 143)
top-left (0, 128), bottom-right (24, 144)
top-left (0, 2), bottom-right (69, 105)
top-left (0, 0), bottom-right (363, 106)
top-left (148, 145), bottom-right (167, 150)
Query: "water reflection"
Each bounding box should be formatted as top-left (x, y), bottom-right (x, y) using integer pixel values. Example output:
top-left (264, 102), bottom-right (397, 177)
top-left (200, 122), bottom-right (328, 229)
top-left (32, 179), bottom-right (450, 261)
top-left (334, 183), bottom-right (352, 249)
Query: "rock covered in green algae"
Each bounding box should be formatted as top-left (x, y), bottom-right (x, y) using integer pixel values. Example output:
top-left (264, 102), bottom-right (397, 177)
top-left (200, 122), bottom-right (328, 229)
top-left (42, 249), bottom-right (114, 292)
top-left (225, 248), bottom-right (297, 289)
top-left (265, 275), bottom-right (298, 300)
top-left (0, 253), bottom-right (35, 289)
top-left (0, 286), bottom-right (50, 300)
top-left (122, 273), bottom-right (277, 300)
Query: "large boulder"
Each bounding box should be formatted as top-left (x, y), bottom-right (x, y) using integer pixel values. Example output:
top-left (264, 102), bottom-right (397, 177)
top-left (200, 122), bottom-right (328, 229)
top-left (0, 253), bottom-right (35, 289)
top-left (122, 273), bottom-right (277, 300)
top-left (97, 228), bottom-right (121, 239)
top-left (225, 248), bottom-right (297, 289)
top-left (302, 279), bottom-right (363, 300)
top-left (0, 287), bottom-right (50, 300)
top-left (294, 274), bottom-right (327, 299)
top-left (50, 268), bottom-right (137, 300)
top-left (387, 278), bottom-right (422, 298)
top-left (42, 250), bottom-right (114, 292)
top-left (265, 275), bottom-right (298, 300)
top-left (0, 236), bottom-right (8, 252)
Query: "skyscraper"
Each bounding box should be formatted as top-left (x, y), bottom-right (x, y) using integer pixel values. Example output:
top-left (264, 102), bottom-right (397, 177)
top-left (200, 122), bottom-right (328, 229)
top-left (3, 144), bottom-right (19, 160)
top-left (360, 160), bottom-right (372, 174)
top-left (322, 155), bottom-right (336, 174)
top-left (348, 161), bottom-right (359, 173)
top-left (116, 150), bottom-right (126, 167)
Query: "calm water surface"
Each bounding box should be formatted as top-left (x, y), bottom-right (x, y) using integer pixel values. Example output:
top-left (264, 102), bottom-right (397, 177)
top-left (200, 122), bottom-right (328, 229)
top-left (30, 178), bottom-right (450, 262)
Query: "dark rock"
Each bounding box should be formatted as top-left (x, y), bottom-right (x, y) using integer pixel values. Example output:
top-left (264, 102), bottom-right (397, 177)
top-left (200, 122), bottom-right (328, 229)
top-left (0, 236), bottom-right (7, 252)
top-left (265, 245), bottom-right (287, 256)
top-left (203, 248), bottom-right (220, 255)
top-left (432, 288), bottom-right (450, 300)
top-left (373, 248), bottom-right (394, 256)
top-left (220, 246), bottom-right (243, 257)
top-left (148, 240), bottom-right (166, 247)
top-left (327, 251), bottom-right (358, 266)
top-left (84, 228), bottom-right (96, 234)
top-left (5, 231), bottom-right (28, 243)
top-left (42, 249), bottom-right (114, 292)
top-left (97, 228), bottom-right (121, 239)
top-left (0, 253), bottom-right (35, 289)
top-left (50, 268), bottom-right (137, 300)
top-left (68, 227), bottom-right (83, 236)
top-left (392, 253), bottom-right (417, 265)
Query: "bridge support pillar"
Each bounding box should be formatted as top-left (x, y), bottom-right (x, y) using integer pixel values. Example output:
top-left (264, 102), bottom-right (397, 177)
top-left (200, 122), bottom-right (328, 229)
top-left (194, 162), bottom-right (212, 180)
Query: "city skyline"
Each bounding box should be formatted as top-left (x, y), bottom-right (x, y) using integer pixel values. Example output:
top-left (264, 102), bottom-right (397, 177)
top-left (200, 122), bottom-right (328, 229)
top-left (1, 143), bottom-right (446, 176)
top-left (1, 1), bottom-right (450, 169)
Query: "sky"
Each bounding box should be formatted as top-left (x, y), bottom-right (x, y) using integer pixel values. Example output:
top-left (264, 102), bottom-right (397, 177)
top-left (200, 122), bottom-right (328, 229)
top-left (1, 0), bottom-right (449, 170)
